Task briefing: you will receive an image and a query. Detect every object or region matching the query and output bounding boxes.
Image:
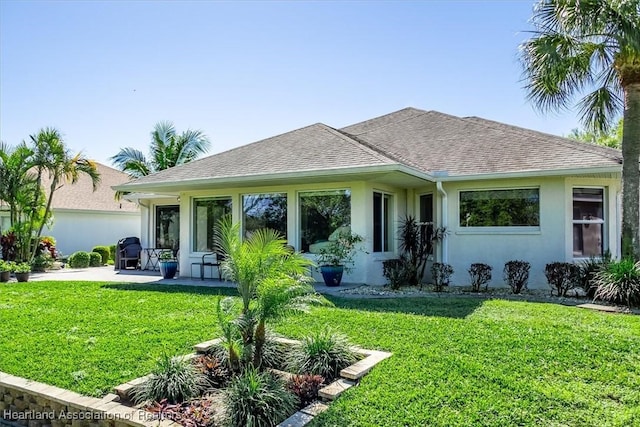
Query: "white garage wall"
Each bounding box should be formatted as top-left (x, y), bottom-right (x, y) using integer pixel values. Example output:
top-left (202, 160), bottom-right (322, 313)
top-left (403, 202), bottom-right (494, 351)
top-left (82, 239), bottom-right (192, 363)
top-left (45, 210), bottom-right (141, 255)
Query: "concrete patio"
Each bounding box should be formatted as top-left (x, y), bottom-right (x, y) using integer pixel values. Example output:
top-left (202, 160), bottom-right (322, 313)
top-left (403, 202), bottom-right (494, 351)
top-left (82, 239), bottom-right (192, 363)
top-left (26, 266), bottom-right (363, 296)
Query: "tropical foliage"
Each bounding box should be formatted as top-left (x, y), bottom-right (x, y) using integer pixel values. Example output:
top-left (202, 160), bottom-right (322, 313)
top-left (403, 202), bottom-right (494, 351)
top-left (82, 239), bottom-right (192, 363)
top-left (0, 129), bottom-right (100, 262)
top-left (520, 0), bottom-right (640, 260)
top-left (214, 216), bottom-right (323, 370)
top-left (110, 121), bottom-right (210, 178)
top-left (569, 118), bottom-right (624, 148)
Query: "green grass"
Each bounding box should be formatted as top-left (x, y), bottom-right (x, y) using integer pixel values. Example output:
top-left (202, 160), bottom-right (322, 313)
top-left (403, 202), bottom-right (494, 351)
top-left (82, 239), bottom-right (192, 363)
top-left (1, 281), bottom-right (639, 426)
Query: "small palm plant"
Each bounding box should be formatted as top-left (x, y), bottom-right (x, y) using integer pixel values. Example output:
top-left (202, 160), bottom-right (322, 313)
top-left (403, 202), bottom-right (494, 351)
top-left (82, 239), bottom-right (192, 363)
top-left (215, 216), bottom-right (326, 370)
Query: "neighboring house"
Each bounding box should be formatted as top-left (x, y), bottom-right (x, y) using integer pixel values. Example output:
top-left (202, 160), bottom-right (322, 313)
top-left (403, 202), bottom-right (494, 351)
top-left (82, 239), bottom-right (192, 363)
top-left (1, 163), bottom-right (141, 256)
top-left (115, 108), bottom-right (623, 287)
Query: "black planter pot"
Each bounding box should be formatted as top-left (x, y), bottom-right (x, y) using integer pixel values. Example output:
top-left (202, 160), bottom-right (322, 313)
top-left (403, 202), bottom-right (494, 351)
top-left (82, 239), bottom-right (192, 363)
top-left (159, 260), bottom-right (178, 279)
top-left (15, 272), bottom-right (30, 282)
top-left (0, 271), bottom-right (10, 282)
top-left (320, 265), bottom-right (344, 287)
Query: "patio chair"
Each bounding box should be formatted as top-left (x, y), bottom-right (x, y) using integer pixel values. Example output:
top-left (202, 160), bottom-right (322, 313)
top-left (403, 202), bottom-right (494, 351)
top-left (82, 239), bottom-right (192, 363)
top-left (191, 252), bottom-right (225, 280)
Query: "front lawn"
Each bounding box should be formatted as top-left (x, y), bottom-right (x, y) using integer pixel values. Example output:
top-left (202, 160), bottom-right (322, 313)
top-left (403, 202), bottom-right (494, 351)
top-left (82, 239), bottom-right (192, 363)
top-left (0, 281), bottom-right (638, 426)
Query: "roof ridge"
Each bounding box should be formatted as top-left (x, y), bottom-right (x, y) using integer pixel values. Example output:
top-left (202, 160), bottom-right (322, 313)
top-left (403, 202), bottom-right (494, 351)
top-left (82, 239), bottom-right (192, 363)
top-left (335, 128), bottom-right (424, 170)
top-left (318, 124), bottom-right (400, 165)
top-left (463, 116), bottom-right (623, 163)
top-left (341, 107), bottom-right (430, 135)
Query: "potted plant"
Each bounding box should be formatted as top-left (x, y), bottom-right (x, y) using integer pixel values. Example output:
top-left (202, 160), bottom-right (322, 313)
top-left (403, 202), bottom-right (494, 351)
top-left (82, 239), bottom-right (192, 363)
top-left (13, 262), bottom-right (31, 282)
top-left (316, 230), bottom-right (364, 286)
top-left (0, 260), bottom-right (13, 282)
top-left (159, 250), bottom-right (178, 279)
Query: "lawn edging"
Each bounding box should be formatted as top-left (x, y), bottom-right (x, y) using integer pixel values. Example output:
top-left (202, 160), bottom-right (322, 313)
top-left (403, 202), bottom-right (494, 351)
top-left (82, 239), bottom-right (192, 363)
top-left (0, 371), bottom-right (172, 427)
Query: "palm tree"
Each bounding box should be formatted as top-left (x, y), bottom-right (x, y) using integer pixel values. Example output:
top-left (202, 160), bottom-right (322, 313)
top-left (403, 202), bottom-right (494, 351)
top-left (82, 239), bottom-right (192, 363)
top-left (110, 121), bottom-right (210, 178)
top-left (27, 128), bottom-right (101, 260)
top-left (520, 0), bottom-right (640, 260)
top-left (215, 216), bottom-right (322, 369)
top-left (0, 142), bottom-right (35, 225)
top-left (1, 130), bottom-right (100, 261)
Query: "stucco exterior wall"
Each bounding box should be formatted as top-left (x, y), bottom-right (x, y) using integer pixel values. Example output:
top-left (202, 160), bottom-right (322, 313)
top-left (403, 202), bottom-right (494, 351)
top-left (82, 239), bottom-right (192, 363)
top-left (432, 175), bottom-right (621, 289)
top-left (44, 210), bottom-right (140, 256)
top-left (136, 174), bottom-right (620, 289)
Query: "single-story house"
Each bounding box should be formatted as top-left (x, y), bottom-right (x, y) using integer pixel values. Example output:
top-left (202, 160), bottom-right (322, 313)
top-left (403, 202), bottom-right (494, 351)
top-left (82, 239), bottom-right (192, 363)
top-left (115, 108), bottom-right (623, 288)
top-left (1, 163), bottom-right (141, 256)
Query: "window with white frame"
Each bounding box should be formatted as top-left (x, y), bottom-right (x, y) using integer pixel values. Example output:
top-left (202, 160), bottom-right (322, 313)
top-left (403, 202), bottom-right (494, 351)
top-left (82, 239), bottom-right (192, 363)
top-left (573, 188), bottom-right (605, 257)
top-left (459, 188), bottom-right (540, 227)
top-left (193, 197), bottom-right (232, 252)
top-left (299, 190), bottom-right (351, 253)
top-left (373, 191), bottom-right (393, 252)
top-left (242, 193), bottom-right (287, 238)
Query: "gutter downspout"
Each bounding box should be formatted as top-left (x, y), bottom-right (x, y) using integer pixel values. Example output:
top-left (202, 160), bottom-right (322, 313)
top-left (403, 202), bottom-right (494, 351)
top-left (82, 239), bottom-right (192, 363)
top-left (436, 181), bottom-right (448, 264)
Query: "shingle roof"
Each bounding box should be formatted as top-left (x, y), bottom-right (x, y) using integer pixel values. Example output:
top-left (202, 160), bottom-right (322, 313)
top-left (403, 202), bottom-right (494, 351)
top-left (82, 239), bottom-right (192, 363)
top-left (42, 163), bottom-right (139, 212)
top-left (341, 108), bottom-right (622, 176)
top-left (126, 123), bottom-right (398, 186)
top-left (117, 107), bottom-right (623, 190)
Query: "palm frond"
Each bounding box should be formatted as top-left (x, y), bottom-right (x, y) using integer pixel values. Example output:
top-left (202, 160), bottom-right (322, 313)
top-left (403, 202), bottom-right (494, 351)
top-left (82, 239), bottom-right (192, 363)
top-left (109, 147), bottom-right (150, 178)
top-left (174, 129), bottom-right (210, 165)
top-left (577, 86), bottom-right (623, 133)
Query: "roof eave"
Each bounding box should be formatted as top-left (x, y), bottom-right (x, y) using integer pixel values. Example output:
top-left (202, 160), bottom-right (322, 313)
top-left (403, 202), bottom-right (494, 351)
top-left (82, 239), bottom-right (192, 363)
top-left (437, 166), bottom-right (622, 182)
top-left (113, 164), bottom-right (437, 193)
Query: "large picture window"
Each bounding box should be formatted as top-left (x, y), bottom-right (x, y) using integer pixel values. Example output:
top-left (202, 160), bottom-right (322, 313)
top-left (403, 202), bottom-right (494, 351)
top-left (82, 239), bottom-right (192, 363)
top-left (373, 191), bottom-right (393, 252)
top-left (300, 190), bottom-right (351, 253)
top-left (459, 188), bottom-right (540, 227)
top-left (155, 205), bottom-right (180, 250)
top-left (193, 198), bottom-right (232, 252)
top-left (242, 193), bottom-right (287, 238)
top-left (573, 188), bottom-right (605, 257)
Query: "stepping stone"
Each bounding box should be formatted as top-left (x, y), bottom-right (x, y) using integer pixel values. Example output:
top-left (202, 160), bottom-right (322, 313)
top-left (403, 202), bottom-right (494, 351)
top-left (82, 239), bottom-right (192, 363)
top-left (577, 303), bottom-right (627, 313)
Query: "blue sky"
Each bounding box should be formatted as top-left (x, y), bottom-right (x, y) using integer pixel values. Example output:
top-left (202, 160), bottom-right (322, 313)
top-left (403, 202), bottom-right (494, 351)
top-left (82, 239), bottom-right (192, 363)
top-left (1, 1), bottom-right (585, 166)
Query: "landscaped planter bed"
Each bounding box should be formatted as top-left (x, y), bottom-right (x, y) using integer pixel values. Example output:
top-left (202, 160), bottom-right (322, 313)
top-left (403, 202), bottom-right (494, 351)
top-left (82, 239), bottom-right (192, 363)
top-left (114, 337), bottom-right (391, 427)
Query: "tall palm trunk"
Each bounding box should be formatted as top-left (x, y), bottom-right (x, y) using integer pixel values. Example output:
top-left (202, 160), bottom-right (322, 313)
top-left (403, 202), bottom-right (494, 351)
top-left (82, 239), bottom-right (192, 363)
top-left (621, 82), bottom-right (640, 260)
top-left (253, 319), bottom-right (266, 368)
top-left (31, 176), bottom-right (59, 260)
top-left (22, 166), bottom-right (44, 261)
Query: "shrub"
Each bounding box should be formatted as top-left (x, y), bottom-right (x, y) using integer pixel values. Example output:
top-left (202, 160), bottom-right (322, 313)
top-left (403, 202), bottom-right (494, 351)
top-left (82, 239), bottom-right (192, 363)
top-left (89, 252), bottom-right (102, 267)
top-left (194, 354), bottom-right (230, 389)
top-left (92, 246), bottom-right (111, 263)
top-left (431, 262), bottom-right (454, 292)
top-left (468, 263), bottom-right (492, 292)
top-left (68, 251), bottom-right (91, 268)
top-left (288, 329), bottom-right (357, 381)
top-left (545, 262), bottom-right (580, 297)
top-left (31, 253), bottom-right (53, 272)
top-left (224, 368), bottom-right (297, 427)
top-left (286, 374), bottom-right (324, 408)
top-left (579, 252), bottom-right (612, 297)
top-left (382, 258), bottom-right (413, 290)
top-left (108, 244), bottom-right (116, 262)
top-left (503, 260), bottom-right (530, 294)
top-left (593, 259), bottom-right (640, 308)
top-left (39, 236), bottom-right (57, 259)
top-left (131, 354), bottom-right (207, 404)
